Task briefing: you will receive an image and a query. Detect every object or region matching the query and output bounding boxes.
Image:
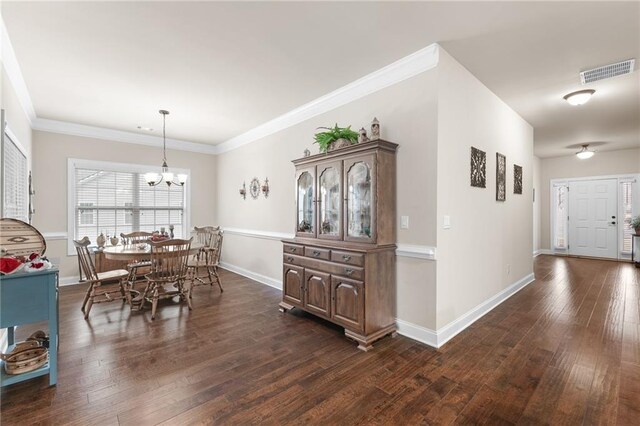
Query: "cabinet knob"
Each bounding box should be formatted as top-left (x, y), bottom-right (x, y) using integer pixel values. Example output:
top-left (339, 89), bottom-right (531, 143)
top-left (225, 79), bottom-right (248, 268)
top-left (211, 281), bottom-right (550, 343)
top-left (345, 268), bottom-right (354, 276)
top-left (342, 255), bottom-right (351, 262)
top-left (312, 250), bottom-right (321, 257)
top-left (287, 256), bottom-right (294, 262)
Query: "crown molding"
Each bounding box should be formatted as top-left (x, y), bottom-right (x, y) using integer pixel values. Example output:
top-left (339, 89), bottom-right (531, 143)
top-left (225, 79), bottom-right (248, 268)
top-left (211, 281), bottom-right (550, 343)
top-left (4, 10), bottom-right (439, 157)
top-left (214, 43), bottom-right (440, 154)
top-left (33, 118), bottom-right (218, 155)
top-left (1, 18), bottom-right (36, 125)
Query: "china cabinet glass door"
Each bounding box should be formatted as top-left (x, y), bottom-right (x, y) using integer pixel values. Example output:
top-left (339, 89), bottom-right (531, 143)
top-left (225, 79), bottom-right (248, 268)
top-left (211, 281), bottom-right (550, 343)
top-left (344, 155), bottom-right (376, 243)
top-left (317, 161), bottom-right (342, 240)
top-left (296, 168), bottom-right (316, 237)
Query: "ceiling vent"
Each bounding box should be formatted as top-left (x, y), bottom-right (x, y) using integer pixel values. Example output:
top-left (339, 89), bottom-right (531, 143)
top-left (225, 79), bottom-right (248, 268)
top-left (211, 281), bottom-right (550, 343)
top-left (580, 59), bottom-right (635, 84)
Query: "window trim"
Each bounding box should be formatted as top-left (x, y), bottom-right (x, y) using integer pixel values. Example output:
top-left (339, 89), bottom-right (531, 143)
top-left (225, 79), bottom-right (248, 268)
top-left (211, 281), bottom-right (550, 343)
top-left (1, 123), bottom-right (29, 221)
top-left (67, 158), bottom-right (191, 255)
top-left (549, 181), bottom-right (569, 255)
top-left (619, 177), bottom-right (638, 258)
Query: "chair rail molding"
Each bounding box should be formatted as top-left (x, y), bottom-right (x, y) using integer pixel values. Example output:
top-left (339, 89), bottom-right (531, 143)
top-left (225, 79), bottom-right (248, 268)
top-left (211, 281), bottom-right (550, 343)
top-left (222, 227), bottom-right (436, 260)
top-left (42, 232), bottom-right (68, 241)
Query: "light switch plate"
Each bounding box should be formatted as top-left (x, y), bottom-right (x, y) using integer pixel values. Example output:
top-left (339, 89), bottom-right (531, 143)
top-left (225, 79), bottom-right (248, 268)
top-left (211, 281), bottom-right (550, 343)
top-left (443, 215), bottom-right (451, 229)
top-left (401, 216), bottom-right (409, 229)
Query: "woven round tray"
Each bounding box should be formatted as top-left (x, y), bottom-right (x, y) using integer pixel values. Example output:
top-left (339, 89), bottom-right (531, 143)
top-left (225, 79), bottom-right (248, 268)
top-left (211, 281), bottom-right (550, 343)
top-left (1, 341), bottom-right (49, 375)
top-left (0, 218), bottom-right (47, 258)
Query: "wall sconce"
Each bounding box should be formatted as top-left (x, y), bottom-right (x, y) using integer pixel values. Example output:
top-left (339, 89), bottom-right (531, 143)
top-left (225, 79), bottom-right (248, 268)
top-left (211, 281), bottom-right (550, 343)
top-left (239, 182), bottom-right (246, 200)
top-left (261, 178), bottom-right (269, 198)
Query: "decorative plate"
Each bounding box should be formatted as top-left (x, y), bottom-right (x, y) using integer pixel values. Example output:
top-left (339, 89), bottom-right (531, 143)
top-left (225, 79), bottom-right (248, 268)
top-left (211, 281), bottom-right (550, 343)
top-left (249, 177), bottom-right (260, 199)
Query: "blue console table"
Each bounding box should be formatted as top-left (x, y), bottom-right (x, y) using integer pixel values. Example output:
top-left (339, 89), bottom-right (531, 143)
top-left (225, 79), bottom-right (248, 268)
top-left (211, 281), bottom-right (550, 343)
top-left (0, 268), bottom-right (58, 387)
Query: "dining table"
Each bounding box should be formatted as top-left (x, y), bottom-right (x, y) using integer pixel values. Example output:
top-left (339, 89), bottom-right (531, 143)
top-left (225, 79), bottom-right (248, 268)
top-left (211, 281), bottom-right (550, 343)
top-left (101, 242), bottom-right (204, 261)
top-left (101, 242), bottom-right (204, 309)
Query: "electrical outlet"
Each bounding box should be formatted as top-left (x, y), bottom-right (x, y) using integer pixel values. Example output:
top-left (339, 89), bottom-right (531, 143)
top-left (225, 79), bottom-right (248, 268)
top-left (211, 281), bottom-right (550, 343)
top-left (401, 216), bottom-right (409, 229)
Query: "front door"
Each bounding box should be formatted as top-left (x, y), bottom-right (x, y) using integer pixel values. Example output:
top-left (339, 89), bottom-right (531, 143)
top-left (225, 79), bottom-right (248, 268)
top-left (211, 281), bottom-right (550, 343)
top-left (568, 179), bottom-right (617, 259)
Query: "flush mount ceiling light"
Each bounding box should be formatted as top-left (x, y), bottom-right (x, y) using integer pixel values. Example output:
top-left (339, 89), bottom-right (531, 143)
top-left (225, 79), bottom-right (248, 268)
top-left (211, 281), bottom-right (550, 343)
top-left (144, 110), bottom-right (188, 186)
top-left (563, 89), bottom-right (595, 106)
top-left (576, 144), bottom-right (595, 160)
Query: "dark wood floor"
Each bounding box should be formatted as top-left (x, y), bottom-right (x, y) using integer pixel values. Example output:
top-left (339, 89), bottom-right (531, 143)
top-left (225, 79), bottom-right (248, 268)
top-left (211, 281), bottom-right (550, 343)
top-left (1, 255), bottom-right (639, 425)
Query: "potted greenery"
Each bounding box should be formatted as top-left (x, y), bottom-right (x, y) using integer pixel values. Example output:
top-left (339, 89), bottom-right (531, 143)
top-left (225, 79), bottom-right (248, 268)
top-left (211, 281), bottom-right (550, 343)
top-left (314, 124), bottom-right (359, 153)
top-left (631, 215), bottom-right (640, 235)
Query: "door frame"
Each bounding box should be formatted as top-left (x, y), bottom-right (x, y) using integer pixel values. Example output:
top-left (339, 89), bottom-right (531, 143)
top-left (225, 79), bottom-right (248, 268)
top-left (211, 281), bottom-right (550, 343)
top-left (549, 174), bottom-right (640, 260)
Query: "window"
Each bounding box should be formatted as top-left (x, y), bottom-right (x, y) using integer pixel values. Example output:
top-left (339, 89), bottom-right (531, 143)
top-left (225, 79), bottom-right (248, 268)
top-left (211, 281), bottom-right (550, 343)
top-left (621, 180), bottom-right (634, 254)
top-left (69, 159), bottom-right (189, 254)
top-left (552, 184), bottom-right (568, 250)
top-left (2, 131), bottom-right (28, 222)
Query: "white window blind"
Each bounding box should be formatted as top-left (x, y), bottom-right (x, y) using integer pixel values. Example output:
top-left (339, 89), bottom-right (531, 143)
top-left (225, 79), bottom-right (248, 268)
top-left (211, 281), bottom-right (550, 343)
top-left (74, 166), bottom-right (185, 244)
top-left (553, 185), bottom-right (568, 249)
top-left (621, 181), bottom-right (633, 253)
top-left (2, 133), bottom-right (28, 221)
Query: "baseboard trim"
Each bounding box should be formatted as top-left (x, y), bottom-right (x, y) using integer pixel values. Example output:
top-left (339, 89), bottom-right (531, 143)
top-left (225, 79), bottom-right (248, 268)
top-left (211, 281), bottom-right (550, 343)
top-left (534, 249), bottom-right (552, 256)
top-left (396, 272), bottom-right (536, 349)
top-left (218, 264), bottom-right (535, 350)
top-left (219, 262), bottom-right (282, 290)
top-left (436, 272), bottom-right (535, 347)
top-left (395, 319), bottom-right (438, 348)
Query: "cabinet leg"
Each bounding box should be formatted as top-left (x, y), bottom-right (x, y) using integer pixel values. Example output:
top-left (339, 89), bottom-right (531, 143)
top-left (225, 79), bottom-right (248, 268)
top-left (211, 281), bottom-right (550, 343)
top-left (279, 301), bottom-right (294, 313)
top-left (357, 342), bottom-right (373, 352)
top-left (345, 325), bottom-right (397, 352)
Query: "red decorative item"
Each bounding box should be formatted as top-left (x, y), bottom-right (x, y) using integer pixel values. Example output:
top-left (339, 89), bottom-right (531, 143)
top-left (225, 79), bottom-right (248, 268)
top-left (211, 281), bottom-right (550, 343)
top-left (0, 257), bottom-right (24, 275)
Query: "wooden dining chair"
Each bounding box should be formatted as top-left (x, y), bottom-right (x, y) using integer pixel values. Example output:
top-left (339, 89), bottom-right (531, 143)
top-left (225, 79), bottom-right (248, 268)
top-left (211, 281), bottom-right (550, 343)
top-left (74, 237), bottom-right (131, 319)
top-left (119, 231), bottom-right (154, 286)
top-left (141, 238), bottom-right (193, 319)
top-left (188, 227), bottom-right (224, 292)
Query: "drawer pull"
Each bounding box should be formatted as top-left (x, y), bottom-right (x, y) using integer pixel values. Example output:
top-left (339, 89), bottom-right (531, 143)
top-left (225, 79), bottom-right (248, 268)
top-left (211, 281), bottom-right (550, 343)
top-left (289, 247), bottom-right (297, 252)
top-left (342, 255), bottom-right (351, 262)
top-left (345, 268), bottom-right (354, 276)
top-left (287, 256), bottom-right (294, 262)
top-left (312, 250), bottom-right (321, 257)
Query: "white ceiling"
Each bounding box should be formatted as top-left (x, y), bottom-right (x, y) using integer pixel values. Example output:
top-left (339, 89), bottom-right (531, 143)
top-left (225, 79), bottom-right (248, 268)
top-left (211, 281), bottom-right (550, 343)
top-left (2, 1), bottom-right (639, 158)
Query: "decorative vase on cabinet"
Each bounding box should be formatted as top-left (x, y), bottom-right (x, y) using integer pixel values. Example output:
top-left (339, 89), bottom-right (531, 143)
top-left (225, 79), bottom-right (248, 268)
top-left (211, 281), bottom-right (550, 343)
top-left (281, 140), bottom-right (398, 351)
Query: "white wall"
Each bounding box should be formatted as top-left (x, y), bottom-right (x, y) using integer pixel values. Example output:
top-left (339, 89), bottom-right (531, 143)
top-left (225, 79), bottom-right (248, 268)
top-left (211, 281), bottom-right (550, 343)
top-left (31, 130), bottom-right (217, 279)
top-left (539, 148), bottom-right (640, 250)
top-left (435, 49), bottom-right (534, 330)
top-left (216, 69), bottom-right (440, 331)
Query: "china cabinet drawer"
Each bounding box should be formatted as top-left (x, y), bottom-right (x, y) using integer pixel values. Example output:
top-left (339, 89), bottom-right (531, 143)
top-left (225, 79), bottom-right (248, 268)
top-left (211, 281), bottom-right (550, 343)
top-left (304, 246), bottom-right (331, 261)
top-left (283, 253), bottom-right (305, 265)
top-left (283, 243), bottom-right (304, 255)
top-left (330, 250), bottom-right (365, 267)
top-left (282, 253), bottom-right (364, 281)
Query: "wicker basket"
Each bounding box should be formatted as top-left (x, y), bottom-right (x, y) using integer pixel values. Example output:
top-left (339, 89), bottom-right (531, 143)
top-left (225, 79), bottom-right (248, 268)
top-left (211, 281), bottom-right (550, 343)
top-left (1, 340), bottom-right (49, 375)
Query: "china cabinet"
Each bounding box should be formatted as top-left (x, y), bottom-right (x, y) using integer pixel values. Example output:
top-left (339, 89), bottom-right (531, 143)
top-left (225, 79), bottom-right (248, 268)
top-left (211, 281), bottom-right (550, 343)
top-left (281, 140), bottom-right (398, 351)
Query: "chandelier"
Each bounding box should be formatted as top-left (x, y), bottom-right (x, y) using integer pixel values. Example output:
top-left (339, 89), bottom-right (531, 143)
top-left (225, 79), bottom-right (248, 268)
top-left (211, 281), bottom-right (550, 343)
top-left (144, 110), bottom-right (187, 186)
